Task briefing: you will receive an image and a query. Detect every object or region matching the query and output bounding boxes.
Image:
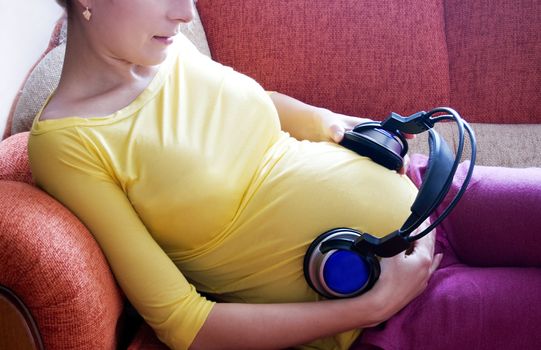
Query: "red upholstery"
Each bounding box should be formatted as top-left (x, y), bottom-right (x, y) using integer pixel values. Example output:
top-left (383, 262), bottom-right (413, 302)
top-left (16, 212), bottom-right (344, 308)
top-left (0, 134), bottom-right (164, 349)
top-left (197, 0), bottom-right (450, 120)
top-left (127, 324), bottom-right (168, 350)
top-left (0, 179), bottom-right (124, 349)
top-left (197, 0), bottom-right (539, 123)
top-left (445, 0), bottom-right (541, 123)
top-left (0, 133), bottom-right (125, 350)
top-left (0, 132), bottom-right (33, 184)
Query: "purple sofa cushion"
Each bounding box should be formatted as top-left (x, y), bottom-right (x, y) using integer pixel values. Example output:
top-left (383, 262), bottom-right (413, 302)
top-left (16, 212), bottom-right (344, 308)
top-left (353, 155), bottom-right (541, 350)
top-left (355, 266), bottom-right (541, 350)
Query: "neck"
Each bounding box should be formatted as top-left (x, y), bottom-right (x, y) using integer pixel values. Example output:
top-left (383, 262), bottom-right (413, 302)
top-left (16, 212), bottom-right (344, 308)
top-left (56, 19), bottom-right (158, 101)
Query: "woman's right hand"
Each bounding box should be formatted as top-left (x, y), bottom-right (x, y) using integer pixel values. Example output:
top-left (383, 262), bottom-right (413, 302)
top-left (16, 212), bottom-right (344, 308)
top-left (360, 224), bottom-right (443, 327)
top-left (191, 223), bottom-right (441, 349)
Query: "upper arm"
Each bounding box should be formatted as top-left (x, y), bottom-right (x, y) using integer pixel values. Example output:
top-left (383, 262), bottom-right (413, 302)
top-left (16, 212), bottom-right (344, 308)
top-left (28, 133), bottom-right (214, 349)
top-left (267, 92), bottom-right (328, 141)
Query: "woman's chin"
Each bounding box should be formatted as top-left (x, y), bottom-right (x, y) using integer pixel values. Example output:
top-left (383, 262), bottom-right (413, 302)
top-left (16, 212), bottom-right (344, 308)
top-left (139, 50), bottom-right (171, 67)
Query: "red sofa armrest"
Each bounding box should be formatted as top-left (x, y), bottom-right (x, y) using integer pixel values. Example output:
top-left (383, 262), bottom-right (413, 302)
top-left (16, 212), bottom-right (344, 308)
top-left (0, 132), bottom-right (33, 184)
top-left (0, 180), bottom-right (124, 349)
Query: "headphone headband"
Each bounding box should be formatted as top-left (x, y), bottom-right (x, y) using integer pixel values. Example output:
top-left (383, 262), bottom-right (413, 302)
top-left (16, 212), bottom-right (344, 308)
top-left (399, 129), bottom-right (455, 235)
top-left (344, 108), bottom-right (477, 244)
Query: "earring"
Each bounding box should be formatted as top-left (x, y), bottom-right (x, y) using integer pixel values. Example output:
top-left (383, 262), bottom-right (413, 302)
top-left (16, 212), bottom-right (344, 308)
top-left (83, 7), bottom-right (92, 21)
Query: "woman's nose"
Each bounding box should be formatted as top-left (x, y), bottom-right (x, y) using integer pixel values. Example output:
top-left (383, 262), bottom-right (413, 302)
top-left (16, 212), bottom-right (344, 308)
top-left (168, 0), bottom-right (195, 23)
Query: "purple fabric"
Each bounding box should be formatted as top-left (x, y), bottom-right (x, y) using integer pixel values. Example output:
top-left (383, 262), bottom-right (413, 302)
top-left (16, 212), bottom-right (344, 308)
top-left (353, 154), bottom-right (541, 350)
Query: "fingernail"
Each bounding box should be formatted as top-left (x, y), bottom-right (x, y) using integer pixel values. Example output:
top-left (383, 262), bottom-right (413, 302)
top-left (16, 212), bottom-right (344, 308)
top-left (333, 130), bottom-right (344, 143)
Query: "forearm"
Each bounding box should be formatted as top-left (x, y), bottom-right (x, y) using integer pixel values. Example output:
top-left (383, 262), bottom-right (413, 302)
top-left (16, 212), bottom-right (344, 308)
top-left (190, 222), bottom-right (442, 350)
top-left (269, 92), bottom-right (329, 141)
top-left (190, 296), bottom-right (384, 350)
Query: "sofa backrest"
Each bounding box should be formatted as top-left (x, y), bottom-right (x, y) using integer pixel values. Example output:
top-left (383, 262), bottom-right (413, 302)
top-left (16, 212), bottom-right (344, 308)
top-left (445, 0), bottom-right (540, 124)
top-left (197, 0), bottom-right (540, 124)
top-left (4, 1), bottom-right (539, 167)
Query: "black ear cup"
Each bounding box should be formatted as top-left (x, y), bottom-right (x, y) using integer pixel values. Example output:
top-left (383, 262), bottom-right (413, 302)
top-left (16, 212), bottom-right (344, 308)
top-left (304, 228), bottom-right (380, 299)
top-left (340, 125), bottom-right (407, 171)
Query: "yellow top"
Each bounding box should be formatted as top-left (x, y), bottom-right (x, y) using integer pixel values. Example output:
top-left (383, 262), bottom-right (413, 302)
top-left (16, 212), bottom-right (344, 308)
top-left (28, 35), bottom-right (418, 350)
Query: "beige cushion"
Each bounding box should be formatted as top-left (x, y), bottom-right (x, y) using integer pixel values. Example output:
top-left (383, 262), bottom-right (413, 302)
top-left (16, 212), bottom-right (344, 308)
top-left (408, 123), bottom-right (541, 168)
top-left (181, 10), bottom-right (212, 57)
top-left (10, 10), bottom-right (211, 136)
top-left (11, 45), bottom-right (66, 135)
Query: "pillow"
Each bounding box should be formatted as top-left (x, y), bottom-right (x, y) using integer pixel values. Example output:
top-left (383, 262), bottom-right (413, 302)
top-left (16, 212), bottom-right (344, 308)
top-left (6, 10), bottom-right (211, 137)
top-left (10, 45), bottom-right (65, 136)
top-left (2, 16), bottom-right (66, 140)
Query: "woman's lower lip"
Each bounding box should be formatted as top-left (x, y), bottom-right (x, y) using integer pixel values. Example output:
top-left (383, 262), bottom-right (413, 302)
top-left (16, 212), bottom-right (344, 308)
top-left (154, 36), bottom-right (174, 45)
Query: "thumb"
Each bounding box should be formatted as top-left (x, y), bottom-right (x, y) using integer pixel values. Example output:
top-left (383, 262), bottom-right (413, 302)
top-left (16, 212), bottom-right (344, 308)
top-left (429, 253), bottom-right (444, 275)
top-left (329, 124), bottom-right (345, 143)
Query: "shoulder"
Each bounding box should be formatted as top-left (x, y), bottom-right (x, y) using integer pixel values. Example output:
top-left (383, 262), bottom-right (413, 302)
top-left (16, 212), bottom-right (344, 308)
top-left (29, 123), bottom-right (83, 170)
top-left (174, 35), bottom-right (267, 98)
top-left (29, 117), bottom-right (97, 176)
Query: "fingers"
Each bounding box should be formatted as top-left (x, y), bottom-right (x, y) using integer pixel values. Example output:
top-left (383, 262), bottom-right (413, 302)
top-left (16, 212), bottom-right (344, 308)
top-left (328, 123), bottom-right (345, 143)
top-left (368, 233), bottom-right (442, 321)
top-left (338, 115), bottom-right (373, 130)
top-left (406, 221), bottom-right (438, 266)
top-left (419, 229), bottom-right (437, 251)
top-left (328, 116), bottom-right (370, 143)
top-left (429, 253), bottom-right (444, 275)
top-left (353, 117), bottom-right (373, 125)
top-left (408, 227), bottom-right (441, 277)
top-left (399, 154), bottom-right (410, 174)
top-left (412, 235), bottom-right (436, 261)
top-left (409, 219), bottom-right (435, 249)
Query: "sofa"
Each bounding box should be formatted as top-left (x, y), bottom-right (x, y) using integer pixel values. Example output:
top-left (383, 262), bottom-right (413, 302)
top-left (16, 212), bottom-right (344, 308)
top-left (1, 0), bottom-right (539, 349)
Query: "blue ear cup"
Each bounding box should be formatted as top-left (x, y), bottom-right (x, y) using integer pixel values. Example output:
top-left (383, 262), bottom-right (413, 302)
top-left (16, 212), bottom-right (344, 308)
top-left (323, 250), bottom-right (371, 295)
top-left (340, 122), bottom-right (408, 171)
top-left (304, 228), bottom-right (380, 298)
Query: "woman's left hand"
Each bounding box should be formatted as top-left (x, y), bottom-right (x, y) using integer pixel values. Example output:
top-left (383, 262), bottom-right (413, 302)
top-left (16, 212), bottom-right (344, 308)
top-left (318, 109), bottom-right (371, 144)
top-left (319, 109), bottom-right (413, 175)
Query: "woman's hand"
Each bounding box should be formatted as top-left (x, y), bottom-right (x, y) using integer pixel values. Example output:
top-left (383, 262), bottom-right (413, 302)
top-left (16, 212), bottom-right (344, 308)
top-left (193, 222), bottom-right (441, 350)
top-left (319, 109), bottom-right (413, 175)
top-left (318, 108), bottom-right (372, 144)
top-left (269, 92), bottom-right (414, 174)
top-left (359, 222), bottom-right (443, 327)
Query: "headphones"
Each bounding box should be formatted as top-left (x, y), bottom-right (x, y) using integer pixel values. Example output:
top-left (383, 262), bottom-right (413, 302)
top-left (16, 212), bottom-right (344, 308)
top-left (304, 107), bottom-right (477, 298)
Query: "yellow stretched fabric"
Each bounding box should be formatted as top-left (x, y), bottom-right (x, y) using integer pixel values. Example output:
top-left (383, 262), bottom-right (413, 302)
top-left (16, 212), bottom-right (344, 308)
top-left (29, 35), bottom-right (418, 350)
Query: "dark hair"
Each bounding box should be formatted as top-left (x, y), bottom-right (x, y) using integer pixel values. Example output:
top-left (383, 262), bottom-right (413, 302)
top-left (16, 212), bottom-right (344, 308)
top-left (56, 0), bottom-right (73, 12)
top-left (55, 0), bottom-right (74, 18)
